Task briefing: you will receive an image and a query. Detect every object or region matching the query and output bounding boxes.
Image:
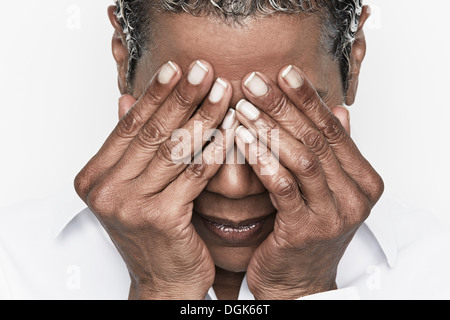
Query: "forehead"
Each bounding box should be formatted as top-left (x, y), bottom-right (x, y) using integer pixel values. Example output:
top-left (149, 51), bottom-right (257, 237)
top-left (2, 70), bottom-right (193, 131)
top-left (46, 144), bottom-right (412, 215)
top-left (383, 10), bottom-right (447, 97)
top-left (134, 12), bottom-right (339, 100)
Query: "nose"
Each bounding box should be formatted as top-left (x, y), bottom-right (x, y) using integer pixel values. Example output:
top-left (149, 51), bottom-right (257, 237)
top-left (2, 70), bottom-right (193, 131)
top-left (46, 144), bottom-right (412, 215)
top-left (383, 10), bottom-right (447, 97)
top-left (203, 76), bottom-right (268, 199)
top-left (204, 145), bottom-right (266, 199)
top-left (206, 81), bottom-right (266, 199)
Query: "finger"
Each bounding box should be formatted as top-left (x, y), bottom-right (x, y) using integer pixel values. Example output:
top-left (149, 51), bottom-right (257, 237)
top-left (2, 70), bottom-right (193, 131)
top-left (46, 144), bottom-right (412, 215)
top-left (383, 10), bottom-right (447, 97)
top-left (241, 72), bottom-right (354, 196)
top-left (242, 71), bottom-right (313, 135)
top-left (278, 65), bottom-right (383, 203)
top-left (331, 106), bottom-right (351, 135)
top-left (136, 77), bottom-right (233, 193)
top-left (74, 61), bottom-right (181, 201)
top-left (233, 126), bottom-right (307, 225)
top-left (110, 60), bottom-right (215, 181)
top-left (235, 125), bottom-right (371, 235)
top-left (234, 103), bottom-right (334, 213)
top-left (118, 94), bottom-right (137, 119)
top-left (161, 111), bottom-right (240, 211)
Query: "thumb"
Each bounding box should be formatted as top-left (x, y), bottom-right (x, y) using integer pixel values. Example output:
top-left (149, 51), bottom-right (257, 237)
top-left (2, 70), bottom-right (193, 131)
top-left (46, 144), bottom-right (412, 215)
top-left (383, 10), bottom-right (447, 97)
top-left (118, 94), bottom-right (138, 119)
top-left (332, 106), bottom-right (351, 135)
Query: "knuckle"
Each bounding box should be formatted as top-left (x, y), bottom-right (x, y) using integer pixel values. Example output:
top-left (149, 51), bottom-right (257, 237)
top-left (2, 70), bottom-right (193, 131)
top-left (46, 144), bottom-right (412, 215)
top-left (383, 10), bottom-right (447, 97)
top-left (184, 163), bottom-right (207, 181)
top-left (136, 118), bottom-right (167, 150)
top-left (273, 176), bottom-right (298, 198)
top-left (321, 114), bottom-right (345, 143)
top-left (344, 188), bottom-right (373, 225)
top-left (366, 171), bottom-right (385, 204)
top-left (142, 86), bottom-right (164, 106)
top-left (172, 86), bottom-right (194, 109)
top-left (372, 172), bottom-right (385, 197)
top-left (86, 181), bottom-right (116, 216)
top-left (253, 118), bottom-right (278, 143)
top-left (74, 170), bottom-right (90, 200)
top-left (195, 105), bottom-right (217, 124)
top-left (297, 151), bottom-right (321, 177)
top-left (289, 120), bottom-right (309, 140)
top-left (301, 87), bottom-right (321, 112)
top-left (156, 140), bottom-right (181, 164)
top-left (256, 148), bottom-right (273, 167)
top-left (270, 94), bottom-right (291, 118)
top-left (262, 117), bottom-right (278, 132)
top-left (257, 116), bottom-right (279, 140)
top-left (116, 108), bottom-right (143, 139)
top-left (74, 164), bottom-right (101, 202)
top-left (302, 130), bottom-right (327, 156)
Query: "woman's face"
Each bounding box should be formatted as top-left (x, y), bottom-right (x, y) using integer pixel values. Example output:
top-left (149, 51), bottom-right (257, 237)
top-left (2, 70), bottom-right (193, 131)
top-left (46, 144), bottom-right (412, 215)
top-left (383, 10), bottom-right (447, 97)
top-left (131, 13), bottom-right (347, 272)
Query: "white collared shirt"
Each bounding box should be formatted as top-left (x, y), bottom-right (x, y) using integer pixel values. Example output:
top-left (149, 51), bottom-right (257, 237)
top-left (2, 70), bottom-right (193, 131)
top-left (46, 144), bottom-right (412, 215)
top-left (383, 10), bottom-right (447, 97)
top-left (1, 185), bottom-right (450, 300)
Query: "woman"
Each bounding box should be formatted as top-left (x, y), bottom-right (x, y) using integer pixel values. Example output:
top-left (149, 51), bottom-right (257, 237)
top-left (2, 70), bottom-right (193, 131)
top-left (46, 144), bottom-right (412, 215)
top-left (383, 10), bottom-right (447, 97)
top-left (74, 0), bottom-right (386, 299)
top-left (2, 0), bottom-right (450, 301)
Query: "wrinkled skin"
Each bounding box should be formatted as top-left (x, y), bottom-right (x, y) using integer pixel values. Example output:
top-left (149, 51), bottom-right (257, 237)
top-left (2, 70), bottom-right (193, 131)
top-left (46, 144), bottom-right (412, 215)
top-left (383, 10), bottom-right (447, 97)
top-left (74, 6), bottom-right (384, 299)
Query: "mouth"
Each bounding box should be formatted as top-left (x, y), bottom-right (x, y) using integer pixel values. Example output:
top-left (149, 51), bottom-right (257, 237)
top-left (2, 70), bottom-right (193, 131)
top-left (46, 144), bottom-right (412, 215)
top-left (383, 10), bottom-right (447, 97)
top-left (195, 211), bottom-right (276, 244)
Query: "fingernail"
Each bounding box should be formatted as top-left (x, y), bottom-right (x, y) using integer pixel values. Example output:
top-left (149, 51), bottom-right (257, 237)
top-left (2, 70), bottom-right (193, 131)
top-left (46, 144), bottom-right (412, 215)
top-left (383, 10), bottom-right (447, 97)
top-left (235, 125), bottom-right (255, 144)
top-left (244, 72), bottom-right (268, 97)
top-left (281, 65), bottom-right (303, 89)
top-left (221, 108), bottom-right (236, 129)
top-left (236, 99), bottom-right (260, 121)
top-left (158, 61), bottom-right (178, 84)
top-left (209, 78), bottom-right (228, 103)
top-left (188, 60), bottom-right (209, 85)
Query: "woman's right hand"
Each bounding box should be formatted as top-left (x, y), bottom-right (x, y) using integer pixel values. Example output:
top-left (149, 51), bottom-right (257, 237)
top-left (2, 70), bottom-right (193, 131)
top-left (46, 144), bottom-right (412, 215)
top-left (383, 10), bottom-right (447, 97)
top-left (74, 60), bottom-right (237, 299)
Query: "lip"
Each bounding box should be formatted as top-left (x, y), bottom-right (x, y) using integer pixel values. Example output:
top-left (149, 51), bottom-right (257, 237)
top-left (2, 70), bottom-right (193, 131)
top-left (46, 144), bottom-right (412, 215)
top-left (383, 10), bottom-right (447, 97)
top-left (196, 211), bottom-right (276, 244)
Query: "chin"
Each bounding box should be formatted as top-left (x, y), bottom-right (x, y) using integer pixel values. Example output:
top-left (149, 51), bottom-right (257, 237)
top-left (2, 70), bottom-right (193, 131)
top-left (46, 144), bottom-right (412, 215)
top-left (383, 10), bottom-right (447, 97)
top-left (208, 244), bottom-right (259, 272)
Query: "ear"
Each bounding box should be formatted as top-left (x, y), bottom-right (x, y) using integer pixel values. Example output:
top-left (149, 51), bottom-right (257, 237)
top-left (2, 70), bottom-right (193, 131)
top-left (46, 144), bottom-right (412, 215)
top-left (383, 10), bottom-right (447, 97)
top-left (345, 5), bottom-right (370, 106)
top-left (108, 5), bottom-right (129, 95)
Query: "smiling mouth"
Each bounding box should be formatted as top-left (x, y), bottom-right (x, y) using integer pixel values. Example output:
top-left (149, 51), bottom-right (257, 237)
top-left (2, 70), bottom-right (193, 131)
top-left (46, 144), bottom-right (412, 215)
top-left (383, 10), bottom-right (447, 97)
top-left (196, 211), bottom-right (276, 244)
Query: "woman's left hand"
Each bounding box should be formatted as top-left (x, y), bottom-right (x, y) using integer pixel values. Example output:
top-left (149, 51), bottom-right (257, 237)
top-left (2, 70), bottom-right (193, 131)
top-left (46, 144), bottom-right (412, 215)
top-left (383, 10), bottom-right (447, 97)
top-left (234, 65), bottom-right (385, 299)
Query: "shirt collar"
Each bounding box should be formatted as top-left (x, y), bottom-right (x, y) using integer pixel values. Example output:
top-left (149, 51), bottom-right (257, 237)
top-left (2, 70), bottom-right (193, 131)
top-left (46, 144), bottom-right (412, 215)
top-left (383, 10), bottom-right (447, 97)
top-left (364, 194), bottom-right (399, 268)
top-left (53, 187), bottom-right (399, 268)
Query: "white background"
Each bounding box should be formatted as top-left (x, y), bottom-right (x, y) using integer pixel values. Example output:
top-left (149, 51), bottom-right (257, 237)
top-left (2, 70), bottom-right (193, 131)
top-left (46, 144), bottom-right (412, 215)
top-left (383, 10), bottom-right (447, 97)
top-left (1, 0), bottom-right (449, 225)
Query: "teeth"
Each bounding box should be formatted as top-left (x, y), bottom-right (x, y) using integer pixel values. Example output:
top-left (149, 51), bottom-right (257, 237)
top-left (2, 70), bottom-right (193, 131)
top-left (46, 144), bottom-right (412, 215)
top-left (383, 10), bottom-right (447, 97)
top-left (210, 221), bottom-right (261, 233)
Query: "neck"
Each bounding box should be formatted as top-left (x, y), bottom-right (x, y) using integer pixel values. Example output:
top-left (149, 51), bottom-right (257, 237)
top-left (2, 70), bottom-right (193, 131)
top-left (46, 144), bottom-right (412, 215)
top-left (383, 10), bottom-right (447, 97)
top-left (213, 266), bottom-right (246, 300)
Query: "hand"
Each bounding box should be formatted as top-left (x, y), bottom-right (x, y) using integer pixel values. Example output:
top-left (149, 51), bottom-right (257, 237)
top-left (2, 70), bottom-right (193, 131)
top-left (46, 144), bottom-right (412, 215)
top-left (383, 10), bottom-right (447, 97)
top-left (234, 66), bottom-right (384, 299)
top-left (74, 60), bottom-right (237, 299)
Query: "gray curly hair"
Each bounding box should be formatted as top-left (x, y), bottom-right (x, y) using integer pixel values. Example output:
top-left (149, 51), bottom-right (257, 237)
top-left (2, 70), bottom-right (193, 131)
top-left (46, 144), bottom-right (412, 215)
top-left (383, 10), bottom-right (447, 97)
top-left (113, 0), bottom-right (363, 93)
